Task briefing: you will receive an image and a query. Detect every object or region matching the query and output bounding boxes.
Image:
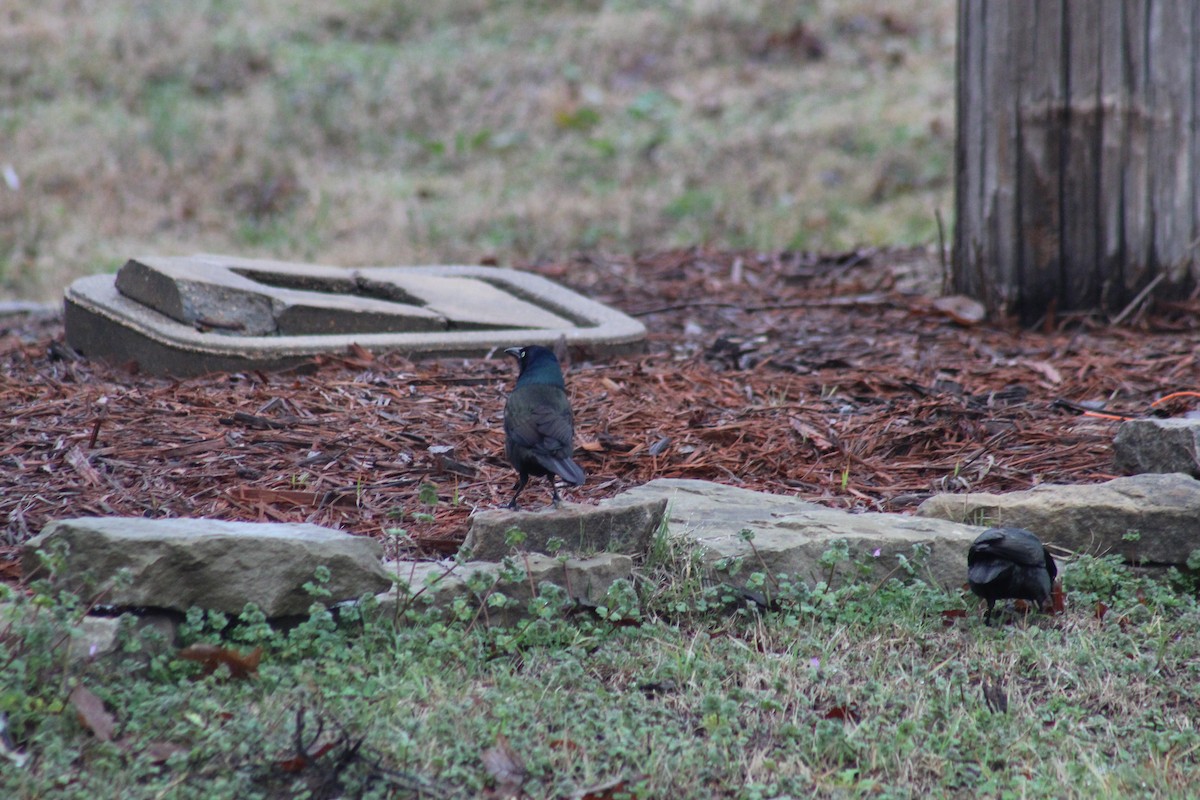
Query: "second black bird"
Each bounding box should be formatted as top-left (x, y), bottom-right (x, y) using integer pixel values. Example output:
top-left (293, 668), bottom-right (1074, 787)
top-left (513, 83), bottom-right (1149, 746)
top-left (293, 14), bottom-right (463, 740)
top-left (967, 527), bottom-right (1057, 625)
top-left (502, 345), bottom-right (585, 509)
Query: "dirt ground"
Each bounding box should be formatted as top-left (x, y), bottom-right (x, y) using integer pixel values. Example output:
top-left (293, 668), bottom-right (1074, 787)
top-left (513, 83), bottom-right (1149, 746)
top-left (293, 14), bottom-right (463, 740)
top-left (3, 248), bottom-right (1198, 574)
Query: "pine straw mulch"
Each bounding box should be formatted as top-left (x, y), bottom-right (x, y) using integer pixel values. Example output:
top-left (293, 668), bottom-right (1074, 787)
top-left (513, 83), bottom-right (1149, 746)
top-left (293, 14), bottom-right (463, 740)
top-left (3, 247), bottom-right (1199, 577)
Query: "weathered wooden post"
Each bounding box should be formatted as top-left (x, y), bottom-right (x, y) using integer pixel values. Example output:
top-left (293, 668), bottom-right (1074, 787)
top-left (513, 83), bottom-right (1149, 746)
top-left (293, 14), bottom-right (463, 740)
top-left (954, 0), bottom-right (1199, 323)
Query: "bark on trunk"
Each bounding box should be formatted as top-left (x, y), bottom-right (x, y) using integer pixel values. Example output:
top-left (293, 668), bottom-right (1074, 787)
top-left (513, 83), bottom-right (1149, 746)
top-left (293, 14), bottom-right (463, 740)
top-left (954, 0), bottom-right (1199, 323)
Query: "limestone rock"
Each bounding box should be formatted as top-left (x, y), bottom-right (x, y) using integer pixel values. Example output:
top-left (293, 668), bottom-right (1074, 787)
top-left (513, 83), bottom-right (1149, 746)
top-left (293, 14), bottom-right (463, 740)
top-left (375, 553), bottom-right (633, 626)
top-left (462, 495), bottom-right (667, 561)
top-left (22, 517), bottom-right (392, 617)
top-left (916, 473), bottom-right (1200, 565)
top-left (1113, 418), bottom-right (1200, 477)
top-left (68, 613), bottom-right (179, 663)
top-left (0, 603), bottom-right (177, 665)
top-left (616, 479), bottom-right (982, 594)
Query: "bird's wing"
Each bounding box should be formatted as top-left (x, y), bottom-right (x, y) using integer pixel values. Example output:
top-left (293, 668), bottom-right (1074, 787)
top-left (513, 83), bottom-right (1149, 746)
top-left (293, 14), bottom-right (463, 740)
top-left (504, 384), bottom-right (584, 483)
top-left (505, 391), bottom-right (574, 456)
top-left (526, 402), bottom-right (575, 455)
top-left (967, 560), bottom-right (1010, 586)
top-left (525, 402), bottom-right (585, 484)
top-left (973, 531), bottom-right (1048, 568)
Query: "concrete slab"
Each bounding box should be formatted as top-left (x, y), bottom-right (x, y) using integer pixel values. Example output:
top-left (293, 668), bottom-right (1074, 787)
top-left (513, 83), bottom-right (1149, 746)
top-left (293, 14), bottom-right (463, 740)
top-left (359, 270), bottom-right (575, 330)
top-left (63, 255), bottom-right (645, 376)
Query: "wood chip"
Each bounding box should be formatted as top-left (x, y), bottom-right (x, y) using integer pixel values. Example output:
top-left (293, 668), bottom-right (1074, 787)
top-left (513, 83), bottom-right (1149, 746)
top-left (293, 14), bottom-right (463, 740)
top-left (2, 247), bottom-right (1195, 560)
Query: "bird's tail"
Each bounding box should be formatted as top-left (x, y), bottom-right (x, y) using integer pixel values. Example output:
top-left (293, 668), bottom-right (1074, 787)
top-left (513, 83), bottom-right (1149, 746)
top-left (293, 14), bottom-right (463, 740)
top-left (543, 455), bottom-right (585, 486)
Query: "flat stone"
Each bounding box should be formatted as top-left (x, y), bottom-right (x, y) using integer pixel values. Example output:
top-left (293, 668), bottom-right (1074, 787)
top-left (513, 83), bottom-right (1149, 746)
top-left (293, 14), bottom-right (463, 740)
top-left (23, 517), bottom-right (392, 617)
top-left (620, 479), bottom-right (827, 533)
top-left (64, 255), bottom-right (645, 376)
top-left (616, 479), bottom-right (981, 595)
top-left (375, 553), bottom-right (633, 626)
top-left (916, 473), bottom-right (1200, 565)
top-left (462, 495), bottom-right (668, 561)
top-left (70, 615), bottom-right (123, 662)
top-left (0, 603), bottom-right (177, 665)
top-left (68, 613), bottom-right (179, 663)
top-left (1114, 418), bottom-right (1200, 477)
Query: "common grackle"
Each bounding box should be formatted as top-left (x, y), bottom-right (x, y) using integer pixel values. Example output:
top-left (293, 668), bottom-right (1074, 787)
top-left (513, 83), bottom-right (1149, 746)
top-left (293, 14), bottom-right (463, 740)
top-left (502, 345), bottom-right (585, 509)
top-left (967, 527), bottom-right (1057, 625)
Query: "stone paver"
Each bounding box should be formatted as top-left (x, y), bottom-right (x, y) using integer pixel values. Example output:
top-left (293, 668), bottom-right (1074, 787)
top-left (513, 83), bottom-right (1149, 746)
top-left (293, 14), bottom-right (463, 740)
top-left (23, 517), bottom-right (391, 617)
top-left (616, 478), bottom-right (982, 594)
top-left (918, 472), bottom-right (1200, 565)
top-left (1113, 418), bottom-right (1200, 478)
top-left (462, 495), bottom-right (668, 561)
top-left (376, 553), bottom-right (633, 625)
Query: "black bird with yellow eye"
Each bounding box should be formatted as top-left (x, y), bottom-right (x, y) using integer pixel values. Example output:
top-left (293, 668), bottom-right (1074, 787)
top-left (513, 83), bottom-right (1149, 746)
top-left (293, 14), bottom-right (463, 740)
top-left (501, 345), bottom-right (585, 509)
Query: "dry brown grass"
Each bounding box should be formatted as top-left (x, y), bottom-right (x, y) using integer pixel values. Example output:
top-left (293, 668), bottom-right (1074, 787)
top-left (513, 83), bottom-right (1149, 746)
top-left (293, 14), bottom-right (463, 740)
top-left (1, 0), bottom-right (955, 302)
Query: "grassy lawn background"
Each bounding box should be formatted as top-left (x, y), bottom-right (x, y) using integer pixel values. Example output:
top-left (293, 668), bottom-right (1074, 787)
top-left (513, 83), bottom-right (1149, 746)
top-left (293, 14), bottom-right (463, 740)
top-left (1, 0), bottom-right (953, 301)
top-left (5, 544), bottom-right (1199, 798)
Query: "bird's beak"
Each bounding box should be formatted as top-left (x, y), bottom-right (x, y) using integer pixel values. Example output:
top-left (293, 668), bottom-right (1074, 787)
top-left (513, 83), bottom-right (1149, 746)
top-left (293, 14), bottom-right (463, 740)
top-left (503, 347), bottom-right (523, 359)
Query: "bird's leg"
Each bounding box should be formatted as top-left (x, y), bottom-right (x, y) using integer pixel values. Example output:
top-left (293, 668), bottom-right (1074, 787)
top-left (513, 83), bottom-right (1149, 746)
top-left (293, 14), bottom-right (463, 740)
top-left (507, 474), bottom-right (529, 510)
top-left (550, 480), bottom-right (562, 509)
top-left (984, 600), bottom-right (995, 627)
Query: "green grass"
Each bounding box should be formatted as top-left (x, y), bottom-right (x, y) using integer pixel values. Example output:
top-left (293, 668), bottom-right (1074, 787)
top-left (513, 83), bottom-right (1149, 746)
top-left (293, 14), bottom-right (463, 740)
top-left (4, 547), bottom-right (1200, 799)
top-left (0, 0), bottom-right (955, 301)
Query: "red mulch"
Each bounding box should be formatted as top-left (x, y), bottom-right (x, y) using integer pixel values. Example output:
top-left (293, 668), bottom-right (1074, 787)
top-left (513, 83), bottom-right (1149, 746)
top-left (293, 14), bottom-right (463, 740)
top-left (3, 248), bottom-right (1198, 569)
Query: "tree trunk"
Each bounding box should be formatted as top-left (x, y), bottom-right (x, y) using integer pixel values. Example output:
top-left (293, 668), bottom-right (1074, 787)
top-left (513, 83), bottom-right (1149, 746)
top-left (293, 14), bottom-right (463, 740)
top-left (954, 0), bottom-right (1199, 323)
